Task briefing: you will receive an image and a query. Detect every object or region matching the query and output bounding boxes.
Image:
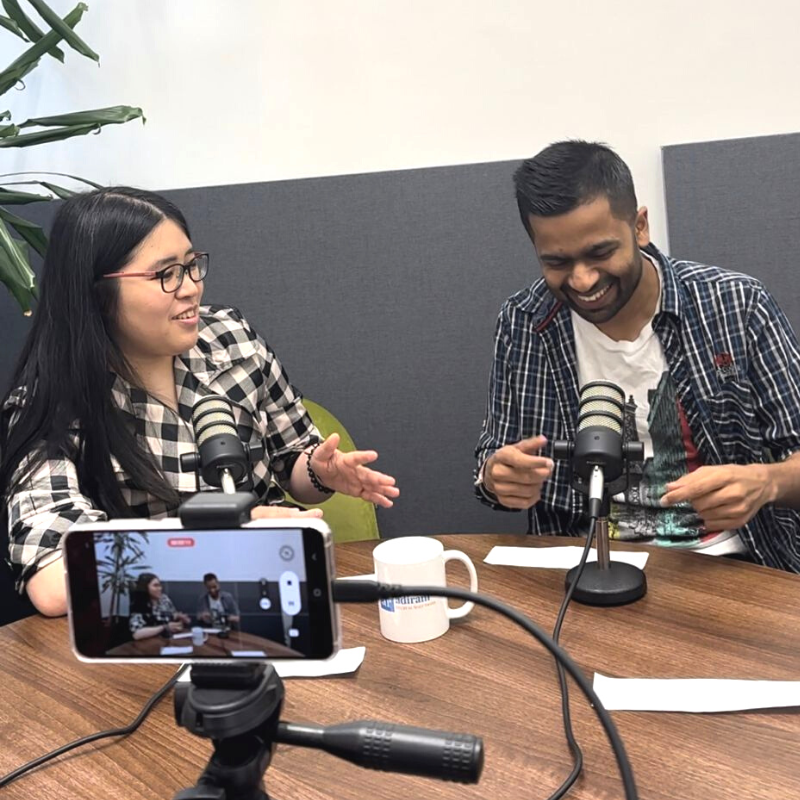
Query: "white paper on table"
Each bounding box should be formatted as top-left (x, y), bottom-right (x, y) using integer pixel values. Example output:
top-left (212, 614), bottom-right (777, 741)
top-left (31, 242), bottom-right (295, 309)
top-left (160, 646), bottom-right (193, 656)
top-left (484, 545), bottom-right (649, 570)
top-left (338, 573), bottom-right (376, 581)
top-left (171, 629), bottom-right (222, 640)
top-left (593, 672), bottom-right (800, 712)
top-left (275, 646), bottom-right (366, 677)
top-left (175, 646), bottom-right (366, 679)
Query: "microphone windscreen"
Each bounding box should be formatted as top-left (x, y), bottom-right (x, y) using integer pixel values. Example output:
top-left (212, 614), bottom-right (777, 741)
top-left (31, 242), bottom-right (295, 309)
top-left (191, 396), bottom-right (238, 447)
top-left (577, 382), bottom-right (624, 434)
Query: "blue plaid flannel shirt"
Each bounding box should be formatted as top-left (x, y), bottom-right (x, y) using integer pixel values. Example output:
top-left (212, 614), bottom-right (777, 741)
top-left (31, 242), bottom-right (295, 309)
top-left (475, 244), bottom-right (800, 572)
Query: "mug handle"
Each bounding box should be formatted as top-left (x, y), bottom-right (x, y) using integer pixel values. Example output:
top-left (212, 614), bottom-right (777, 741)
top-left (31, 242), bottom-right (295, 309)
top-left (442, 550), bottom-right (478, 619)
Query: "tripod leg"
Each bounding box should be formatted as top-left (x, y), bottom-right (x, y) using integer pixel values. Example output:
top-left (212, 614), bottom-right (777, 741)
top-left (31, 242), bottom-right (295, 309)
top-left (173, 734), bottom-right (275, 800)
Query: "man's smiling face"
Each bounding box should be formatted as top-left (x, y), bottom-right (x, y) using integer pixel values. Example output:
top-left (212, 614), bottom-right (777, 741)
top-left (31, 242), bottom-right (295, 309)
top-left (529, 195), bottom-right (650, 325)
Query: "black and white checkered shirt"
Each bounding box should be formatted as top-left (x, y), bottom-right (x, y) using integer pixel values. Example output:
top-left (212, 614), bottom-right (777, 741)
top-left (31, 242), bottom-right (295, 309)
top-left (129, 594), bottom-right (179, 635)
top-left (4, 305), bottom-right (320, 591)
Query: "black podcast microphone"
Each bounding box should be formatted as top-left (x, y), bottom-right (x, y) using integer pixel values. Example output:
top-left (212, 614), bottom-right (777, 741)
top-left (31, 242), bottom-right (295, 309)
top-left (179, 395), bottom-right (259, 493)
top-left (276, 720), bottom-right (484, 783)
top-left (178, 395), bottom-right (265, 526)
top-left (569, 381), bottom-right (626, 519)
top-left (553, 381), bottom-right (646, 606)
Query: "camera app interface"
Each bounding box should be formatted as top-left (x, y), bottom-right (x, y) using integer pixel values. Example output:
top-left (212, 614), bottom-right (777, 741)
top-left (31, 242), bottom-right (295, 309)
top-left (87, 529), bottom-right (315, 659)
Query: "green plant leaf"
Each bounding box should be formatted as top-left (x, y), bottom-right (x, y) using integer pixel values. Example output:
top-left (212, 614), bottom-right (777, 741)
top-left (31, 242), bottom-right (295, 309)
top-left (26, 0), bottom-right (97, 62)
top-left (0, 12), bottom-right (28, 41)
top-left (0, 170), bottom-right (103, 189)
top-left (0, 207), bottom-right (47, 256)
top-left (0, 3), bottom-right (86, 98)
top-left (0, 110), bottom-right (9, 120)
top-left (0, 123), bottom-right (18, 137)
top-left (0, 121), bottom-right (100, 147)
top-left (19, 105), bottom-right (146, 128)
top-left (0, 217), bottom-right (32, 279)
top-left (0, 217), bottom-right (36, 314)
top-left (0, 58), bottom-right (38, 96)
top-left (0, 186), bottom-right (51, 204)
top-left (38, 181), bottom-right (74, 198)
top-left (2, 0), bottom-right (65, 60)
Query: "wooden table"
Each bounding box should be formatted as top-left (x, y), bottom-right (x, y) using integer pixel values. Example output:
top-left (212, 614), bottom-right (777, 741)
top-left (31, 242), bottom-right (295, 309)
top-left (107, 629), bottom-right (301, 658)
top-left (1, 534), bottom-right (799, 799)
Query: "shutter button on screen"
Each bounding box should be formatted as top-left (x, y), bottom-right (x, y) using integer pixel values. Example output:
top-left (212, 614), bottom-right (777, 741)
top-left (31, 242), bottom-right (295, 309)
top-left (279, 571), bottom-right (301, 614)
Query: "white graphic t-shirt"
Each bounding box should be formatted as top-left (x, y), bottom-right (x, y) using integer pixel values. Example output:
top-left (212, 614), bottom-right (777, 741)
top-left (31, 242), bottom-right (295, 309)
top-left (571, 255), bottom-right (745, 555)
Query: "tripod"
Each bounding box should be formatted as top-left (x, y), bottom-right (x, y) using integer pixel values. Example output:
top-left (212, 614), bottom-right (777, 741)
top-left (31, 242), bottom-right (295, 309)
top-left (173, 661), bottom-right (484, 800)
top-left (174, 663), bottom-right (284, 800)
top-left (171, 493), bottom-right (483, 799)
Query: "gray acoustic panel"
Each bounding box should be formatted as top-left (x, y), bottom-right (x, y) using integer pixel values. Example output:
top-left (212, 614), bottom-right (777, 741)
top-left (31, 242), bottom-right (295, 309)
top-left (663, 132), bottom-right (800, 334)
top-left (0, 292), bottom-right (32, 394)
top-left (2, 160), bottom-right (539, 539)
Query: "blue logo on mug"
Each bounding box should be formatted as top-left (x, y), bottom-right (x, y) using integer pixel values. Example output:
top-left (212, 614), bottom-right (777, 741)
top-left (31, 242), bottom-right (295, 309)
top-left (380, 595), bottom-right (430, 612)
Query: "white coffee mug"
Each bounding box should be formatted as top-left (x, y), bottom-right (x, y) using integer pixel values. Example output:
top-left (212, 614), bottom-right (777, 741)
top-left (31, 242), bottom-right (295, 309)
top-left (191, 626), bottom-right (206, 646)
top-left (372, 536), bottom-right (478, 643)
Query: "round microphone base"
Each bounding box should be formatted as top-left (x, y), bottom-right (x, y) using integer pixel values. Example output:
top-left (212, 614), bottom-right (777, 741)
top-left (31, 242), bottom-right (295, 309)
top-left (565, 561), bottom-right (647, 606)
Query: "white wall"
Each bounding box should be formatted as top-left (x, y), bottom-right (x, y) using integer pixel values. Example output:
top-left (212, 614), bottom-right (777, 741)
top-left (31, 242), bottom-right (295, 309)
top-left (5, 0), bottom-right (800, 249)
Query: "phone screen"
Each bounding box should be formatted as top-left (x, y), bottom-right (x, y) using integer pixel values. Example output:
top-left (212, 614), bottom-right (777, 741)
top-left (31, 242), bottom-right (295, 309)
top-left (65, 526), bottom-right (338, 661)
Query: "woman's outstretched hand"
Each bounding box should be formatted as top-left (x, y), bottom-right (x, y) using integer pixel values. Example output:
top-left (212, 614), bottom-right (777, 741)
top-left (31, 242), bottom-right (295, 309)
top-left (310, 433), bottom-right (400, 507)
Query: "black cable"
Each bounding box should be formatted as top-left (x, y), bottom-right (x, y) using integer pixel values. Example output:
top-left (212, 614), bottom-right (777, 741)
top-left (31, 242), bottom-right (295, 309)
top-left (3, 547), bottom-right (618, 796)
top-left (546, 517), bottom-right (598, 800)
top-left (0, 666), bottom-right (188, 788)
top-left (333, 579), bottom-right (638, 800)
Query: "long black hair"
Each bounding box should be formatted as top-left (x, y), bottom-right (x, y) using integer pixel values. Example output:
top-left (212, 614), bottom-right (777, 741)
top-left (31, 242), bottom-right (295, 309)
top-left (0, 187), bottom-right (189, 517)
top-left (130, 571), bottom-right (160, 618)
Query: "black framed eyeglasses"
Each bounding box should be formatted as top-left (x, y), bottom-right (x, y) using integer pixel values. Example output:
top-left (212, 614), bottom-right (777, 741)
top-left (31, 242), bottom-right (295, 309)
top-left (101, 252), bottom-right (209, 293)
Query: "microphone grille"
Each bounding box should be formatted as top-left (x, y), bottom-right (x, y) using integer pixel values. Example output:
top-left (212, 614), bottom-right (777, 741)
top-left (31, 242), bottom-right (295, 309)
top-left (577, 410), bottom-right (623, 435)
top-left (579, 381), bottom-right (624, 405)
top-left (191, 396), bottom-right (237, 446)
top-left (577, 381), bottom-right (624, 435)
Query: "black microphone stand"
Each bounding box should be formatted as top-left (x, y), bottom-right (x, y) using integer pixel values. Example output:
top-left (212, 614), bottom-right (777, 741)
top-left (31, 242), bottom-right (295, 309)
top-left (552, 443), bottom-right (647, 606)
top-left (564, 489), bottom-right (647, 606)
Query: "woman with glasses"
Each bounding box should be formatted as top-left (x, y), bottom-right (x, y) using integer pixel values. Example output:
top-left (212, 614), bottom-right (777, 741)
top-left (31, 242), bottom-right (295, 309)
top-left (129, 573), bottom-right (191, 641)
top-left (0, 187), bottom-right (399, 616)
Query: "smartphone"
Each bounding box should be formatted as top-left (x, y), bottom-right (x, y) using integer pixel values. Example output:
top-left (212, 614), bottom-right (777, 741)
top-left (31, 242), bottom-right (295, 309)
top-left (63, 518), bottom-right (340, 663)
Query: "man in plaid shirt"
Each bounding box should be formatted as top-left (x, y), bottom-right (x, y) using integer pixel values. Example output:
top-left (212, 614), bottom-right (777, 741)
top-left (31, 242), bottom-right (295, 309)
top-left (475, 141), bottom-right (800, 571)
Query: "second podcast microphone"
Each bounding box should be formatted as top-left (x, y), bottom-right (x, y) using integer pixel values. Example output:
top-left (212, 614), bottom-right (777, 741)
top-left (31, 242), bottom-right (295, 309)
top-left (554, 381), bottom-right (637, 519)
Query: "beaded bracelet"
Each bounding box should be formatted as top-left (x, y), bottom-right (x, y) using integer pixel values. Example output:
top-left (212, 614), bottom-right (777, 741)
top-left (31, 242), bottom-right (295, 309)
top-left (306, 441), bottom-right (334, 495)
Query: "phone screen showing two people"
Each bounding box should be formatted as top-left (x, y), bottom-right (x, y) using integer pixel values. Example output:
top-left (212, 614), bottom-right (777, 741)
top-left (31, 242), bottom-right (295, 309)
top-left (66, 527), bottom-right (337, 661)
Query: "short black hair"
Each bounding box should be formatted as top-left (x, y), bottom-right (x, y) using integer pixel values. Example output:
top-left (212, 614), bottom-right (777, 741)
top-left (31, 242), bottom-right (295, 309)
top-left (513, 140), bottom-right (637, 236)
top-left (203, 573), bottom-right (217, 583)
